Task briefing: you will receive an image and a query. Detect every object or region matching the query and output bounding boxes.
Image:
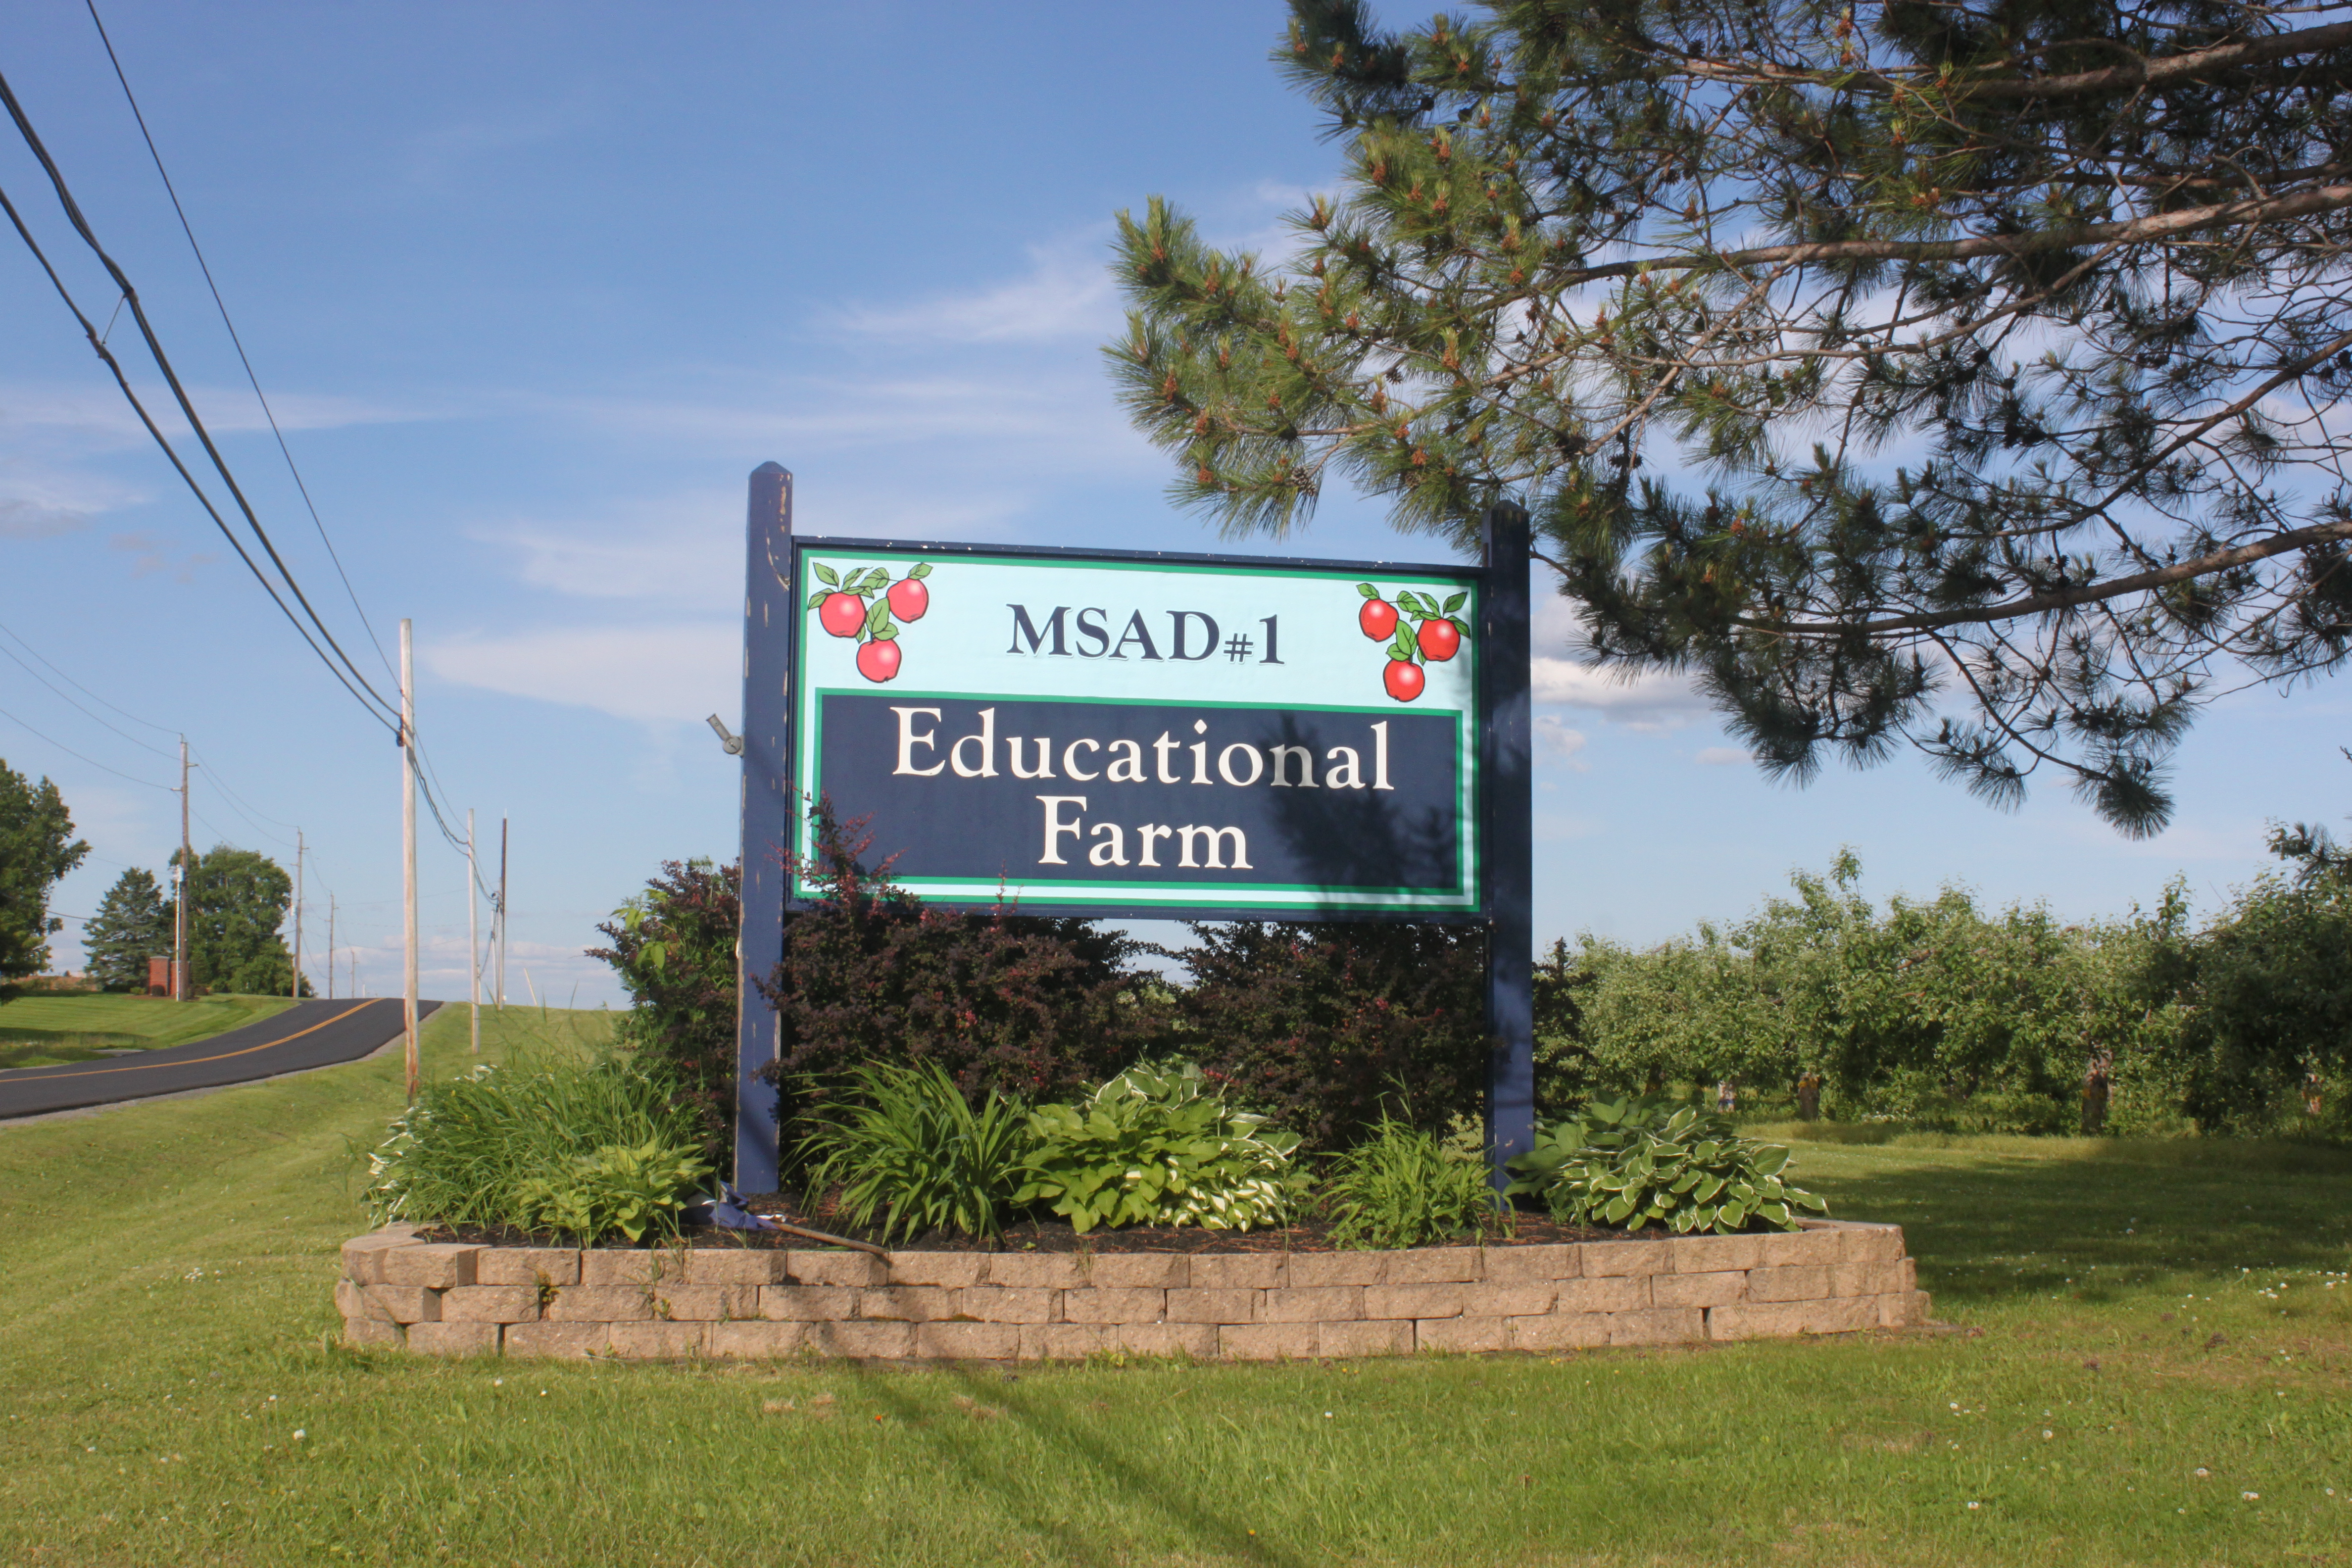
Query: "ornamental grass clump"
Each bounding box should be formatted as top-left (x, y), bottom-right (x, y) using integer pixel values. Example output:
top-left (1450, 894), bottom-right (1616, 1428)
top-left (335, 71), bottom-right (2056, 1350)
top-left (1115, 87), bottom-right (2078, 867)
top-left (1506, 1095), bottom-right (1828, 1235)
top-left (1319, 1116), bottom-right (1506, 1250)
top-left (795, 1059), bottom-right (1032, 1243)
top-left (362, 1050), bottom-right (708, 1241)
top-left (1016, 1059), bottom-right (1309, 1232)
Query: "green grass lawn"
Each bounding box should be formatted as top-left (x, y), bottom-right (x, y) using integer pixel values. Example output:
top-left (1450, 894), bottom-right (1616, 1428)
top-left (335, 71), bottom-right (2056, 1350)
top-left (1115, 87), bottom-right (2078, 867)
top-left (0, 992), bottom-right (296, 1070)
top-left (0, 1005), bottom-right (2346, 1567)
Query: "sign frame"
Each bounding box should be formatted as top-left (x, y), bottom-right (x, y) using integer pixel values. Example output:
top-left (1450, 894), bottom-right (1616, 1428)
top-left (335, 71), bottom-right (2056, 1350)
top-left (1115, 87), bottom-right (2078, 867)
top-left (733, 464), bottom-right (1532, 1195)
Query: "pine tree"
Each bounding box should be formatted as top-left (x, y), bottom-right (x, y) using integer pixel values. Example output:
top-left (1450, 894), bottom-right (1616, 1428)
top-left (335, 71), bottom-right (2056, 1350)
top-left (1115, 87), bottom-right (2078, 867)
top-left (1108, 0), bottom-right (2352, 833)
top-left (83, 867), bottom-right (169, 993)
top-left (0, 757), bottom-right (87, 998)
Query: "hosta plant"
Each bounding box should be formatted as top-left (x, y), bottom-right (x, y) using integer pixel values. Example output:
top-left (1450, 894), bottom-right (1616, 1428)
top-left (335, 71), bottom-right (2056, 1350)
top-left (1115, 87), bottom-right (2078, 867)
top-left (1506, 1096), bottom-right (1827, 1235)
top-left (513, 1138), bottom-right (714, 1244)
top-left (1016, 1060), bottom-right (1308, 1232)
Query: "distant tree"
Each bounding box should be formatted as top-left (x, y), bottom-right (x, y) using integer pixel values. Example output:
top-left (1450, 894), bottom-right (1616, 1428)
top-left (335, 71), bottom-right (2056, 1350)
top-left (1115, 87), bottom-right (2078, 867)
top-left (0, 757), bottom-right (89, 1000)
top-left (171, 845), bottom-right (298, 996)
top-left (1111, 0), bottom-right (2352, 834)
top-left (83, 867), bottom-right (169, 993)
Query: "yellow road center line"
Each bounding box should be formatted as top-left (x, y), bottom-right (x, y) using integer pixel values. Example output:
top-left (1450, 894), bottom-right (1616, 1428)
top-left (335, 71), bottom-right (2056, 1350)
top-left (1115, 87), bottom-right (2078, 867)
top-left (2, 999), bottom-right (394, 1082)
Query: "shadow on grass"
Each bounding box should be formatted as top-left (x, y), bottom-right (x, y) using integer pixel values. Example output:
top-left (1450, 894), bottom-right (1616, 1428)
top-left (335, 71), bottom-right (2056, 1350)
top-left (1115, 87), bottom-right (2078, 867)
top-left (1797, 1139), bottom-right (2352, 1303)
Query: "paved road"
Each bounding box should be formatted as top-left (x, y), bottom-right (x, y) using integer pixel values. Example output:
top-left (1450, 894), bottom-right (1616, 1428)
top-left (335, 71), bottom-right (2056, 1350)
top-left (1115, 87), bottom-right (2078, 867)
top-left (0, 997), bottom-right (441, 1120)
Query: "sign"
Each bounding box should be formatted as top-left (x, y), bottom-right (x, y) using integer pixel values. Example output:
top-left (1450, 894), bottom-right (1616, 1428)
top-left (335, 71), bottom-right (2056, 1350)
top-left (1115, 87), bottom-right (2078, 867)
top-left (779, 541), bottom-right (1485, 917)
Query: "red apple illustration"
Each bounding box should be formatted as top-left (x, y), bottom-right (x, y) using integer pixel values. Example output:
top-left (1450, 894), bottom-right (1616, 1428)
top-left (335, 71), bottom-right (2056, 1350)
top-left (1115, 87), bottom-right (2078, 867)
top-left (1383, 658), bottom-right (1425, 702)
top-left (856, 637), bottom-right (902, 683)
top-left (1417, 617), bottom-right (1461, 662)
top-left (1360, 598), bottom-right (1399, 640)
top-left (819, 591), bottom-right (866, 638)
top-left (886, 576), bottom-right (929, 622)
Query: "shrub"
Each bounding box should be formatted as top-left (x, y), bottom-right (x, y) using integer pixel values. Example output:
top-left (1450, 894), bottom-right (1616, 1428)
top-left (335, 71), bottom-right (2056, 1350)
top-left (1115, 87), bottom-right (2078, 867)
top-left (588, 859), bottom-right (740, 1151)
top-left (1318, 1117), bottom-right (1503, 1250)
top-left (1505, 1096), bottom-right (1827, 1234)
top-left (795, 1060), bottom-right (1032, 1243)
top-left (757, 807), bottom-right (1167, 1120)
top-left (1017, 1060), bottom-right (1308, 1233)
top-left (363, 1050), bottom-right (706, 1239)
top-left (1169, 920), bottom-right (1486, 1151)
top-left (512, 1138), bottom-right (713, 1244)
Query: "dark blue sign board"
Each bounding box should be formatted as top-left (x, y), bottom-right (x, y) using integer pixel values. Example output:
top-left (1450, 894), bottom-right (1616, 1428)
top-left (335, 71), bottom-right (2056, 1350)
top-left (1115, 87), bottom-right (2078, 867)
top-left (735, 463), bottom-right (1531, 1193)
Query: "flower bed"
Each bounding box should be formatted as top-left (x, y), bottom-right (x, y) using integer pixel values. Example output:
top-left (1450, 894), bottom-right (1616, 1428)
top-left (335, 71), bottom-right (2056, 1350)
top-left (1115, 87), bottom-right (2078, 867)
top-left (336, 1218), bottom-right (1929, 1361)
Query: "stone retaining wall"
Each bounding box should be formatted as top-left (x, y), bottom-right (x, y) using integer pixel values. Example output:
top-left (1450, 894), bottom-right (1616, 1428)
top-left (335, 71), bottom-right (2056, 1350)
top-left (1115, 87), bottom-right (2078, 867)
top-left (337, 1220), bottom-right (1929, 1361)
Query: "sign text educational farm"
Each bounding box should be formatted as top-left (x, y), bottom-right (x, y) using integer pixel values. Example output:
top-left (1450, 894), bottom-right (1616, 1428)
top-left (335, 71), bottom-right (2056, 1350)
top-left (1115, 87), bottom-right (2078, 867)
top-left (783, 543), bottom-right (1484, 916)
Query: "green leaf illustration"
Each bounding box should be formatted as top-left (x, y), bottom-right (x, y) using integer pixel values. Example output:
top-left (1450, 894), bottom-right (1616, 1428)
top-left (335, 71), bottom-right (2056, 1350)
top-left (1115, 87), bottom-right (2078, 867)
top-left (908, 561), bottom-right (932, 580)
top-left (1356, 582), bottom-right (1378, 599)
top-left (864, 598), bottom-right (890, 635)
top-left (814, 563), bottom-right (840, 588)
top-left (805, 591), bottom-right (828, 610)
top-left (1442, 591), bottom-right (1468, 613)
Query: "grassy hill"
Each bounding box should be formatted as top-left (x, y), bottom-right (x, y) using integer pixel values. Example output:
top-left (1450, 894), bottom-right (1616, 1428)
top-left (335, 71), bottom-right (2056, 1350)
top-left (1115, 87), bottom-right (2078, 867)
top-left (0, 993), bottom-right (297, 1071)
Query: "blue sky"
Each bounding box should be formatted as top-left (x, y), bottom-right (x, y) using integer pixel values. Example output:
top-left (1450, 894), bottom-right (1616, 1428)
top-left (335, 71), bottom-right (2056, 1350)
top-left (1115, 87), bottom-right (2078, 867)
top-left (3, 1), bottom-right (2344, 1007)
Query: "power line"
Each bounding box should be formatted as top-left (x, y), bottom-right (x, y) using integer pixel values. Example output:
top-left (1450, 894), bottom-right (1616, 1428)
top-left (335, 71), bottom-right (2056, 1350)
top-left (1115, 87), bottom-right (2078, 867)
top-left (0, 639), bottom-right (178, 761)
top-left (83, 0), bottom-right (397, 686)
top-left (0, 69), bottom-right (401, 731)
top-left (0, 619), bottom-right (176, 736)
top-left (0, 704), bottom-right (173, 791)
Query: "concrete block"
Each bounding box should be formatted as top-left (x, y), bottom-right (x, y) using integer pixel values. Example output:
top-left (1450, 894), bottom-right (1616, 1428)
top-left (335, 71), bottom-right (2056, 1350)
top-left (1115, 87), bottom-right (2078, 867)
top-left (758, 1286), bottom-right (858, 1322)
top-left (1316, 1319), bottom-right (1413, 1358)
top-left (883, 1252), bottom-right (985, 1288)
top-left (1652, 1270), bottom-right (1747, 1309)
top-left (1284, 1253), bottom-right (1386, 1288)
top-left (1218, 1323), bottom-right (1317, 1361)
top-left (1606, 1307), bottom-right (1705, 1345)
top-left (1363, 1283), bottom-right (1462, 1321)
top-left (1462, 1281), bottom-right (1556, 1318)
top-left (914, 1321), bottom-right (1021, 1359)
top-left (1187, 1254), bottom-right (1285, 1290)
top-left (1666, 1234), bottom-right (1766, 1274)
top-left (1759, 1227), bottom-right (1845, 1267)
top-left (340, 1231), bottom-right (423, 1285)
top-left (1019, 1324), bottom-right (1103, 1360)
top-left (440, 1286), bottom-right (541, 1324)
top-left (1383, 1248), bottom-right (1480, 1285)
top-left (684, 1250), bottom-right (782, 1286)
top-left (1417, 1316), bottom-right (1508, 1353)
top-left (1556, 1275), bottom-right (1649, 1313)
top-left (501, 1323), bottom-right (613, 1359)
top-left (341, 1319), bottom-right (405, 1349)
top-left (579, 1251), bottom-right (665, 1287)
top-left (333, 1277), bottom-right (368, 1320)
top-left (541, 1285), bottom-right (652, 1323)
top-left (1579, 1240), bottom-right (1670, 1278)
top-left (1827, 1222), bottom-right (1906, 1263)
top-left (1707, 1294), bottom-right (1875, 1340)
top-left (379, 1244), bottom-right (479, 1289)
top-left (783, 1251), bottom-right (882, 1288)
top-left (803, 1320), bottom-right (916, 1358)
top-left (1083, 1253), bottom-right (1188, 1289)
top-left (476, 1248), bottom-right (580, 1288)
top-left (955, 1287), bottom-right (1058, 1324)
top-left (1058, 1288), bottom-right (1167, 1324)
top-left (1163, 1288), bottom-right (1259, 1324)
top-left (856, 1286), bottom-right (960, 1322)
top-left (408, 1322), bottom-right (501, 1357)
top-left (1829, 1262), bottom-right (1898, 1298)
top-left (1883, 1289), bottom-right (1932, 1327)
top-left (1507, 1313), bottom-right (1609, 1352)
top-left (1479, 1245), bottom-right (1581, 1283)
top-left (1746, 1266), bottom-right (1834, 1303)
top-left (707, 1321), bottom-right (807, 1358)
top-left (1098, 1323), bottom-right (1219, 1359)
top-left (363, 1284), bottom-right (441, 1324)
top-left (653, 1285), bottom-right (758, 1322)
top-left (1262, 1286), bottom-right (1364, 1323)
top-left (599, 1322), bottom-right (707, 1358)
top-left (983, 1253), bottom-right (1086, 1290)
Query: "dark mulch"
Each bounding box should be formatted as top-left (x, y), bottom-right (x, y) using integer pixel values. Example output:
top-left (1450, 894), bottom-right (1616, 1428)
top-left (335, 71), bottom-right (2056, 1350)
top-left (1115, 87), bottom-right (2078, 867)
top-left (417, 1190), bottom-right (1643, 1254)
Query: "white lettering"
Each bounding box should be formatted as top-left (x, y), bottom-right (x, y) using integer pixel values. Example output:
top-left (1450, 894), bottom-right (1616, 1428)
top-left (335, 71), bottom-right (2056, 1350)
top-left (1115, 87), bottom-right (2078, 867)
top-left (1177, 825), bottom-right (1251, 870)
top-left (950, 708), bottom-right (999, 778)
top-left (1136, 823), bottom-right (1173, 867)
top-left (890, 707), bottom-right (944, 777)
top-left (1268, 745), bottom-right (1317, 787)
top-left (1007, 736), bottom-right (1056, 780)
top-left (1371, 720), bottom-right (1392, 791)
top-left (1105, 739), bottom-right (1146, 783)
top-left (1217, 743), bottom-right (1264, 787)
top-left (1036, 795), bottom-right (1087, 864)
top-left (1062, 737), bottom-right (1101, 782)
top-left (1087, 822), bottom-right (1128, 866)
top-left (1325, 746), bottom-right (1365, 789)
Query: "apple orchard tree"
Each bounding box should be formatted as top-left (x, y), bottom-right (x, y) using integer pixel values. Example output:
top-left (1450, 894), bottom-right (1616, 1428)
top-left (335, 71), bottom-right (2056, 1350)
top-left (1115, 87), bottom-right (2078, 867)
top-left (1107, 0), bottom-right (2352, 833)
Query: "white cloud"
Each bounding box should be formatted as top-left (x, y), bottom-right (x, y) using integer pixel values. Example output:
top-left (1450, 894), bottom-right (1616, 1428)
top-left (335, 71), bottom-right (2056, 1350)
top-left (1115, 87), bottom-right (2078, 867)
top-left (108, 532), bottom-right (217, 583)
top-left (1694, 746), bottom-right (1753, 766)
top-left (833, 231), bottom-right (1120, 344)
top-left (423, 623), bottom-right (735, 725)
top-left (0, 497), bottom-right (87, 539)
top-left (1534, 714), bottom-right (1588, 767)
top-left (1530, 656), bottom-right (1711, 732)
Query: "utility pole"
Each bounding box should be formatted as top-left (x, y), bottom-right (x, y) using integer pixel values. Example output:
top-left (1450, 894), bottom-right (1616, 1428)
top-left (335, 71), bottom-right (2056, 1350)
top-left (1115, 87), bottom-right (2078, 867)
top-left (400, 619), bottom-right (419, 1101)
top-left (173, 737), bottom-right (191, 1001)
top-left (496, 816), bottom-right (508, 1011)
top-left (327, 893), bottom-right (336, 1000)
top-left (292, 829), bottom-right (305, 999)
top-left (467, 808), bottom-right (480, 1055)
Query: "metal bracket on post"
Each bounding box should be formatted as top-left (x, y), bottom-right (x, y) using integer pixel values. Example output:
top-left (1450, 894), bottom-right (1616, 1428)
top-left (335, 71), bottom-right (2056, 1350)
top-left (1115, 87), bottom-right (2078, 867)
top-left (1480, 503), bottom-right (1535, 1193)
top-left (735, 463), bottom-right (794, 1192)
